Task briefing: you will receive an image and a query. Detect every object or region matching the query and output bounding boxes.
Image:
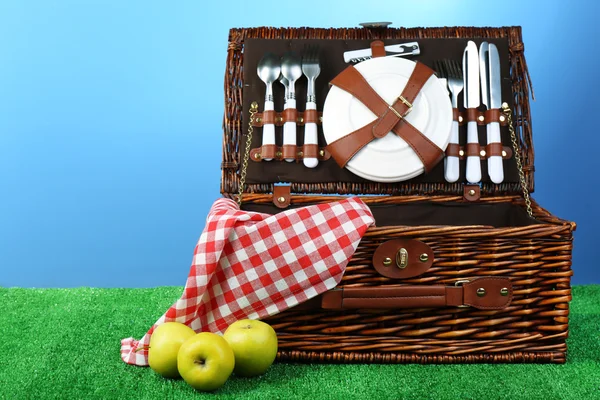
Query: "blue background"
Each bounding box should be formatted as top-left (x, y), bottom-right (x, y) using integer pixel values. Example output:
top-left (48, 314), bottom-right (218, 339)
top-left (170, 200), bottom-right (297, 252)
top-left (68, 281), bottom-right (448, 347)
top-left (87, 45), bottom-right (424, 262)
top-left (0, 0), bottom-right (597, 288)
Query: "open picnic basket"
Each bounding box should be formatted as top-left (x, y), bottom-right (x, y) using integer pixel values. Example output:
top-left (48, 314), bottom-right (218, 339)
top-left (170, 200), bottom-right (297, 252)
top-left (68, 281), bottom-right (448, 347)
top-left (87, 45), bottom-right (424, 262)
top-left (220, 25), bottom-right (576, 364)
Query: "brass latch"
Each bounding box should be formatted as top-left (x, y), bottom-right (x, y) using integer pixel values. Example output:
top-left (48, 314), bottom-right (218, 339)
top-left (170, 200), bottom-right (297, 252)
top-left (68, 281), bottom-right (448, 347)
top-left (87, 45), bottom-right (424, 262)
top-left (396, 248), bottom-right (409, 269)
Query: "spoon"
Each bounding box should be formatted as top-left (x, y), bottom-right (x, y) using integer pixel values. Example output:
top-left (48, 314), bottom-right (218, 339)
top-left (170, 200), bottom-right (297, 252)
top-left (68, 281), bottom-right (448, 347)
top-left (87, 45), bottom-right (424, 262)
top-left (280, 52), bottom-right (303, 162)
top-left (279, 75), bottom-right (289, 101)
top-left (257, 53), bottom-right (281, 161)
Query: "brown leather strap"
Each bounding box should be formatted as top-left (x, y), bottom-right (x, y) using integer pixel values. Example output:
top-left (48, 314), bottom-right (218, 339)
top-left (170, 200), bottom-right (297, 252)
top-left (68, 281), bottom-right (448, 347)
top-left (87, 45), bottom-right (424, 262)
top-left (445, 143), bottom-right (461, 157)
top-left (370, 40), bottom-right (386, 58)
top-left (463, 184), bottom-right (481, 201)
top-left (466, 107), bottom-right (479, 122)
top-left (452, 108), bottom-right (460, 122)
top-left (484, 108), bottom-right (501, 123)
top-left (262, 110), bottom-right (276, 125)
top-left (326, 122), bottom-right (378, 168)
top-left (486, 142), bottom-right (504, 157)
top-left (304, 109), bottom-right (319, 124)
top-left (272, 185), bottom-right (291, 209)
top-left (371, 62), bottom-right (433, 138)
top-left (466, 142), bottom-right (481, 157)
top-left (320, 277), bottom-right (512, 310)
top-left (282, 108), bottom-right (298, 123)
top-left (302, 143), bottom-right (319, 159)
top-left (282, 144), bottom-right (297, 160)
top-left (325, 63), bottom-right (444, 171)
top-left (261, 144), bottom-right (276, 160)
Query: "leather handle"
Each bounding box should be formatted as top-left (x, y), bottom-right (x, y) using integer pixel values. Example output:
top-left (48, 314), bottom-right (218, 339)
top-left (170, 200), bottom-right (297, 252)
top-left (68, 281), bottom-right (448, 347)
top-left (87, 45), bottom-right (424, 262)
top-left (320, 277), bottom-right (513, 310)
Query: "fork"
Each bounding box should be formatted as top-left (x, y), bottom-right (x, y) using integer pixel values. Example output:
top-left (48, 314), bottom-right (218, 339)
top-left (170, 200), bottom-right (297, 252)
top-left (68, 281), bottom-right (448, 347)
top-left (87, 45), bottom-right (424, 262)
top-left (436, 59), bottom-right (464, 183)
top-left (301, 45), bottom-right (321, 168)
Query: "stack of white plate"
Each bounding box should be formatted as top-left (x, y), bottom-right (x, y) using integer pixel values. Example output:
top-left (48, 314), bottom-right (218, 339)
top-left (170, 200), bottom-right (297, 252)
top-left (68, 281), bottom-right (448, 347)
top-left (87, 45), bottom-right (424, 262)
top-left (322, 57), bottom-right (453, 182)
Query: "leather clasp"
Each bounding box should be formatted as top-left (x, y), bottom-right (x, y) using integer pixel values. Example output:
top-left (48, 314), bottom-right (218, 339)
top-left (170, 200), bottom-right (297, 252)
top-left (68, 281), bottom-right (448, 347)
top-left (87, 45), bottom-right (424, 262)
top-left (372, 239), bottom-right (434, 279)
top-left (272, 185), bottom-right (291, 209)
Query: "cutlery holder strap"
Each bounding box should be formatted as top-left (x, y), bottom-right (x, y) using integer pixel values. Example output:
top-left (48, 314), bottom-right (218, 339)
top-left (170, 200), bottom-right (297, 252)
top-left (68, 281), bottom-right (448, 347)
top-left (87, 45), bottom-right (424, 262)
top-left (445, 144), bottom-right (513, 159)
top-left (452, 107), bottom-right (508, 126)
top-left (282, 108), bottom-right (298, 124)
top-left (325, 62), bottom-right (444, 171)
top-left (320, 277), bottom-right (513, 310)
top-left (252, 110), bottom-right (323, 127)
top-left (250, 145), bottom-right (331, 162)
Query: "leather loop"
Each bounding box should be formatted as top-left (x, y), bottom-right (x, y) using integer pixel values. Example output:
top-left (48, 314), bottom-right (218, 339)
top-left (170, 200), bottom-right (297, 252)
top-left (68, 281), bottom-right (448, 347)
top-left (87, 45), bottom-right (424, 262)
top-left (319, 277), bottom-right (513, 310)
top-left (452, 108), bottom-right (460, 122)
top-left (466, 108), bottom-right (480, 122)
top-left (304, 109), bottom-right (319, 124)
top-left (466, 143), bottom-right (481, 157)
top-left (445, 143), bottom-right (461, 158)
top-left (282, 108), bottom-right (298, 123)
top-left (282, 144), bottom-right (297, 160)
top-left (272, 185), bottom-right (291, 209)
top-left (463, 184), bottom-right (481, 201)
top-left (262, 110), bottom-right (276, 125)
top-left (261, 144), bottom-right (277, 160)
top-left (484, 108), bottom-right (501, 124)
top-left (303, 144), bottom-right (319, 159)
top-left (370, 40), bottom-right (386, 58)
top-left (486, 142), bottom-right (504, 157)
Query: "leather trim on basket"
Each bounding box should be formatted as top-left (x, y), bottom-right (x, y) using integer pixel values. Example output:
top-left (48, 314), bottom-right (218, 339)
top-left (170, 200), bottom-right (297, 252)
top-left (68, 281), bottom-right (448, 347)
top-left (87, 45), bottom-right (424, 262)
top-left (319, 277), bottom-right (513, 310)
top-left (372, 239), bottom-right (433, 279)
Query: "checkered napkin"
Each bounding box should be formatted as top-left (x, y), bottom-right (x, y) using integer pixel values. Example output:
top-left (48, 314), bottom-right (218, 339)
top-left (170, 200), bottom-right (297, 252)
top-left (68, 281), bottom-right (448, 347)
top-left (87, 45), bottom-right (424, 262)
top-left (120, 196), bottom-right (375, 366)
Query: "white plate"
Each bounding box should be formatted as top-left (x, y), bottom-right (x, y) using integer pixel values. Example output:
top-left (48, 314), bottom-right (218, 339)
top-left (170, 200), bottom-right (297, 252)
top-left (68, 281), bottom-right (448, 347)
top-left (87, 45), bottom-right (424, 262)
top-left (322, 57), bottom-right (452, 182)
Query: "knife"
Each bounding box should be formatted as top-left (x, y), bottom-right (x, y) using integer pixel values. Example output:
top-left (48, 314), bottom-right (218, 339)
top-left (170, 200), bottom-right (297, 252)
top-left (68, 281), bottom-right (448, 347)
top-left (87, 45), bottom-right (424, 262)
top-left (480, 42), bottom-right (504, 184)
top-left (462, 41), bottom-right (482, 183)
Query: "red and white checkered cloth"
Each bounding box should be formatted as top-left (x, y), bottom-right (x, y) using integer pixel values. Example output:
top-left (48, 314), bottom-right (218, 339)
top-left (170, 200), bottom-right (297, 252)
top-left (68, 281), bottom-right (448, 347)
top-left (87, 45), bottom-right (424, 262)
top-left (121, 196), bottom-right (375, 366)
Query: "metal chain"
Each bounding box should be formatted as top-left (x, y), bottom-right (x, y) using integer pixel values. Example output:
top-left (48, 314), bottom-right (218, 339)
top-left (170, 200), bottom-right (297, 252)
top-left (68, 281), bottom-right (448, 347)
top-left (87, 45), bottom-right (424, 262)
top-left (237, 101), bottom-right (258, 206)
top-left (501, 102), bottom-right (533, 217)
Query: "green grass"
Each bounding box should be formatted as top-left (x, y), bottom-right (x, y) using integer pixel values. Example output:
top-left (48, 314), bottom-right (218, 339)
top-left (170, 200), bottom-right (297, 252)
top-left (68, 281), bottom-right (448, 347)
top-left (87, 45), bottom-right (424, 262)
top-left (0, 286), bottom-right (599, 400)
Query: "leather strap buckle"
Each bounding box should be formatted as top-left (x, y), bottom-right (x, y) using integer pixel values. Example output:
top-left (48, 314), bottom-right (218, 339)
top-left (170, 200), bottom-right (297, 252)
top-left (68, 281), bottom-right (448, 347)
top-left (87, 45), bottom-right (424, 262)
top-left (454, 279), bottom-right (471, 308)
top-left (388, 95), bottom-right (413, 119)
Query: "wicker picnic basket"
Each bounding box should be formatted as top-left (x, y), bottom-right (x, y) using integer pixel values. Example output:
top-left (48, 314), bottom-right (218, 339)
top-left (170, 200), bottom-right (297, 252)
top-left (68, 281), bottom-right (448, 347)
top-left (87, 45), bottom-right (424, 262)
top-left (220, 26), bottom-right (575, 364)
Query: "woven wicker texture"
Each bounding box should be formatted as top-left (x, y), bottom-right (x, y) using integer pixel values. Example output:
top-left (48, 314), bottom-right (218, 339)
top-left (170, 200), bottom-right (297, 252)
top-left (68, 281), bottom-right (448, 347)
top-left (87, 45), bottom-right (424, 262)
top-left (220, 26), bottom-right (574, 364)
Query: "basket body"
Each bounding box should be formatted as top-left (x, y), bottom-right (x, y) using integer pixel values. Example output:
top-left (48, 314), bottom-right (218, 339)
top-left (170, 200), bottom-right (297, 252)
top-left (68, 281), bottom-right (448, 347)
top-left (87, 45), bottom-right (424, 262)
top-left (221, 26), bottom-right (575, 364)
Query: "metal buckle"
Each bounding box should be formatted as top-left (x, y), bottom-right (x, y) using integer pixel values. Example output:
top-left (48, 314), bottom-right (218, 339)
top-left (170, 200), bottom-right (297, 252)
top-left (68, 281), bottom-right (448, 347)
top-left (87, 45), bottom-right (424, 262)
top-left (455, 279), bottom-right (470, 308)
top-left (388, 95), bottom-right (413, 119)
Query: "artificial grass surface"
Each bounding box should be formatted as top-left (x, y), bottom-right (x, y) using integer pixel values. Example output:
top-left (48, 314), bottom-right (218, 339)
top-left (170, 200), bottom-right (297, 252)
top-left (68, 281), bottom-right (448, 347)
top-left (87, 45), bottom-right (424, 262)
top-left (0, 286), bottom-right (598, 400)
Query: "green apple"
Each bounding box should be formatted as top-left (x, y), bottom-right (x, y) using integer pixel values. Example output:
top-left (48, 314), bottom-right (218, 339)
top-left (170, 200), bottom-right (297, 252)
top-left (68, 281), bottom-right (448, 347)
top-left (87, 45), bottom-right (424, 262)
top-left (148, 322), bottom-right (196, 379)
top-left (223, 319), bottom-right (278, 377)
top-left (177, 332), bottom-right (235, 392)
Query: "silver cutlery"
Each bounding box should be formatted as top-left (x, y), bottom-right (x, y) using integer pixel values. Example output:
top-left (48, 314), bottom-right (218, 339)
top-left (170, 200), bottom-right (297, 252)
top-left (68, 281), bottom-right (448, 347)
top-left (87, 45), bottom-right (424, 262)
top-left (301, 45), bottom-right (321, 168)
top-left (480, 42), bottom-right (504, 184)
top-left (280, 52), bottom-right (303, 162)
top-left (462, 40), bottom-right (482, 183)
top-left (437, 59), bottom-right (464, 183)
top-left (257, 53), bottom-right (281, 161)
top-left (279, 75), bottom-right (289, 101)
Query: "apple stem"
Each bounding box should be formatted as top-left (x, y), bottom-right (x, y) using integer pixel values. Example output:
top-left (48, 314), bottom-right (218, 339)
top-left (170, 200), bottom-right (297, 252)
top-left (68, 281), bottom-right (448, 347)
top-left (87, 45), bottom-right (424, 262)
top-left (134, 345), bottom-right (150, 353)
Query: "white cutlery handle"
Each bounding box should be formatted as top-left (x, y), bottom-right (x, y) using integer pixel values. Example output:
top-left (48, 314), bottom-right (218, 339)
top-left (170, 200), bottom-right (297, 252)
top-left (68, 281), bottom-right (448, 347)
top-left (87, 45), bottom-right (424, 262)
top-left (487, 121), bottom-right (504, 184)
top-left (261, 100), bottom-right (275, 161)
top-left (444, 120), bottom-right (460, 182)
top-left (466, 121), bottom-right (482, 183)
top-left (303, 101), bottom-right (318, 168)
top-left (283, 99), bottom-right (297, 162)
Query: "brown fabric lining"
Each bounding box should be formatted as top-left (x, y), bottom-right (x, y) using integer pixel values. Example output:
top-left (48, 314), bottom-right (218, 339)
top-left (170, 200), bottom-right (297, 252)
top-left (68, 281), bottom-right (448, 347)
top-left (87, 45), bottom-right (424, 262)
top-left (241, 201), bottom-right (537, 228)
top-left (242, 38), bottom-right (517, 185)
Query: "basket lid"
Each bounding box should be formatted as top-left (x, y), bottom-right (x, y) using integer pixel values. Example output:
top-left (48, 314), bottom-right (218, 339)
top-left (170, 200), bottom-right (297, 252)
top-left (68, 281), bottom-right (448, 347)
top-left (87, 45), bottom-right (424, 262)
top-left (221, 26), bottom-right (534, 198)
